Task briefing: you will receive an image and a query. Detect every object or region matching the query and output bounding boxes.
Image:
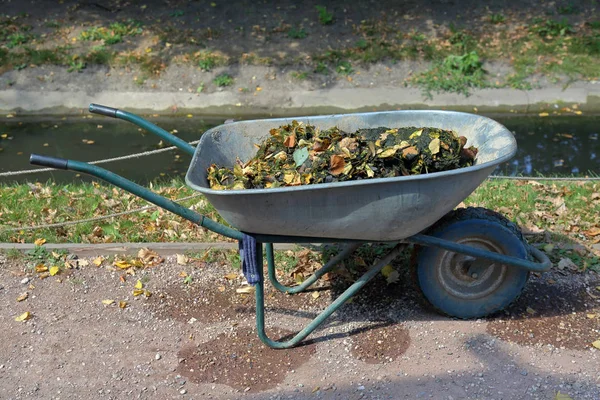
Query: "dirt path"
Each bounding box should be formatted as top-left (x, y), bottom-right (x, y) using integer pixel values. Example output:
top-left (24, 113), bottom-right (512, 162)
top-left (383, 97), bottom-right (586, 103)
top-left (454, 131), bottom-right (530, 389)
top-left (1, 250), bottom-right (599, 399)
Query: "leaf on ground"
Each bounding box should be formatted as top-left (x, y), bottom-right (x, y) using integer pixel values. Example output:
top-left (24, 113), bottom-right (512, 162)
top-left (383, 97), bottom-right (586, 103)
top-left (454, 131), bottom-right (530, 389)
top-left (543, 244), bottom-right (555, 253)
top-left (584, 227), bottom-right (600, 237)
top-left (526, 307), bottom-right (536, 315)
top-left (114, 260), bottom-right (132, 269)
top-left (176, 253), bottom-right (189, 265)
top-left (592, 340), bottom-right (600, 349)
top-left (311, 291), bottom-right (320, 299)
top-left (16, 292), bottom-right (28, 302)
top-left (587, 314), bottom-right (596, 319)
top-left (15, 311), bottom-right (31, 322)
top-left (78, 259), bottom-right (90, 267)
top-left (381, 264), bottom-right (400, 284)
top-left (134, 280), bottom-right (143, 289)
top-left (102, 299), bottom-right (115, 305)
top-left (138, 248), bottom-right (164, 266)
top-left (144, 290), bottom-right (152, 298)
top-left (49, 266), bottom-right (60, 276)
top-left (557, 258), bottom-right (578, 271)
top-left (35, 264), bottom-right (48, 273)
top-left (133, 289), bottom-right (144, 296)
top-left (119, 301), bottom-right (127, 309)
top-left (93, 256), bottom-right (104, 267)
top-left (34, 238), bottom-right (46, 246)
top-left (224, 272), bottom-right (238, 280)
top-left (522, 224), bottom-right (545, 235)
top-left (236, 286), bottom-right (255, 294)
top-left (539, 112), bottom-right (549, 117)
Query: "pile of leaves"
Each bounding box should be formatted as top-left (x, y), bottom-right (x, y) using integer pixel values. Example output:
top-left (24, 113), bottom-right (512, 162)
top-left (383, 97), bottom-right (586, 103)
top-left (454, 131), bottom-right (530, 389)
top-left (207, 121), bottom-right (478, 190)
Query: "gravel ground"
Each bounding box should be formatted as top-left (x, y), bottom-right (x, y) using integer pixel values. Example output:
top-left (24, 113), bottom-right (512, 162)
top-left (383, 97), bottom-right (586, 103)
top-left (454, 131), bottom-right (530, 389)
top-left (0, 250), bottom-right (599, 399)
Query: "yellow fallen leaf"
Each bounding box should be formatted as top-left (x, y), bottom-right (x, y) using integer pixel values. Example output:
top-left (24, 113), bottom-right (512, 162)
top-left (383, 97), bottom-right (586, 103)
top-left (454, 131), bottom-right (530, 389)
top-left (539, 112), bottom-right (549, 117)
top-left (114, 260), bottom-right (132, 269)
top-left (135, 280), bottom-right (143, 289)
top-left (574, 110), bottom-right (582, 115)
top-left (592, 340), bottom-right (600, 349)
top-left (311, 291), bottom-right (320, 299)
top-left (93, 256), bottom-right (104, 267)
top-left (587, 314), bottom-right (596, 319)
top-left (35, 263), bottom-right (48, 273)
top-left (179, 271), bottom-right (188, 278)
top-left (49, 266), bottom-right (60, 276)
top-left (15, 312), bottom-right (31, 322)
top-left (176, 253), bottom-right (188, 265)
top-left (555, 392), bottom-right (574, 400)
top-left (236, 286), bottom-right (255, 294)
top-left (187, 114), bottom-right (193, 118)
top-left (34, 238), bottom-right (46, 246)
top-left (133, 289), bottom-right (144, 296)
top-left (144, 290), bottom-right (152, 298)
top-left (119, 301), bottom-right (127, 309)
top-left (102, 299), bottom-right (115, 305)
top-left (39, 272), bottom-right (49, 279)
top-left (381, 265), bottom-right (395, 278)
top-left (16, 292), bottom-right (28, 302)
top-left (224, 272), bottom-right (238, 280)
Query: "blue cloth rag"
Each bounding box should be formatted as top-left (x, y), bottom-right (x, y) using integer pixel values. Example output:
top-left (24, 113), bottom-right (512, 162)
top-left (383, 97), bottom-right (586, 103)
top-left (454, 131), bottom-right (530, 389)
top-left (239, 234), bottom-right (262, 285)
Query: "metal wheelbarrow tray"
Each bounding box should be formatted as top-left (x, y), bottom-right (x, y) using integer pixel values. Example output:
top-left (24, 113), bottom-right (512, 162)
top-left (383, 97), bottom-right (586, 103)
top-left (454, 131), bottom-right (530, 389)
top-left (30, 104), bottom-right (551, 349)
top-left (187, 110), bottom-right (516, 241)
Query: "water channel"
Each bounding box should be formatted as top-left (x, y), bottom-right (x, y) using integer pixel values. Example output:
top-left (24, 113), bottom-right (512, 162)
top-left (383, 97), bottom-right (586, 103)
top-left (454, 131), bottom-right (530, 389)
top-left (0, 114), bottom-right (598, 184)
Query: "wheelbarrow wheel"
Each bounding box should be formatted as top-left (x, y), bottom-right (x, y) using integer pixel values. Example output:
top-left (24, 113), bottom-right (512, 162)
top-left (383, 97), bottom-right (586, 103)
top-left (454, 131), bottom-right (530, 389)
top-left (413, 207), bottom-right (529, 319)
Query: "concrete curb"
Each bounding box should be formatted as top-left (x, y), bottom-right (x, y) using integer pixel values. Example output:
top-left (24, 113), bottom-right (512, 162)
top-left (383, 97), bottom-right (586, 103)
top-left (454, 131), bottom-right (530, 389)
top-left (2, 85), bottom-right (600, 116)
top-left (0, 242), bottom-right (303, 257)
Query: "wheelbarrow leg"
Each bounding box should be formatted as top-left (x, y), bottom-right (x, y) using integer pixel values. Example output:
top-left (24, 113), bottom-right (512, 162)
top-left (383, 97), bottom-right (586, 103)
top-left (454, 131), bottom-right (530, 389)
top-left (266, 242), bottom-right (362, 294)
top-left (255, 242), bottom-right (407, 349)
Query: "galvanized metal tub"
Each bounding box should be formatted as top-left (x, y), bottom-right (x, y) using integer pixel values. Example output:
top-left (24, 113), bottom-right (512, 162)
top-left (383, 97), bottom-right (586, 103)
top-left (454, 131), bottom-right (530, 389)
top-left (185, 110), bottom-right (515, 241)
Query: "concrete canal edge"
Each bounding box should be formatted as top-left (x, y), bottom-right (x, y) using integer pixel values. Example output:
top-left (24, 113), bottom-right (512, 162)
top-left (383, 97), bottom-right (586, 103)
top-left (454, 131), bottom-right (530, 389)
top-left (2, 84), bottom-right (600, 117)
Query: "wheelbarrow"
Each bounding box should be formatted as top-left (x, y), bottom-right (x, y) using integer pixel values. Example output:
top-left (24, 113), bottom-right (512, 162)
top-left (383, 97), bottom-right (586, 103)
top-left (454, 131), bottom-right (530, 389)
top-left (29, 104), bottom-right (551, 349)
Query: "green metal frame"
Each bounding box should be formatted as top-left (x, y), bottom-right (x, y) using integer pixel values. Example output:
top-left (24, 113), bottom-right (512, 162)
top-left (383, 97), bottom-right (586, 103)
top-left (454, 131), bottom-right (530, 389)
top-left (27, 103), bottom-right (553, 349)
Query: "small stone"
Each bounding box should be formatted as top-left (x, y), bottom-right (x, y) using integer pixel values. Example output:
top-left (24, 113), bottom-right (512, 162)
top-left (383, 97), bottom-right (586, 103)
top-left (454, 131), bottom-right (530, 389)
top-left (179, 389), bottom-right (187, 395)
top-left (21, 278), bottom-right (30, 285)
top-left (521, 370), bottom-right (528, 376)
top-left (357, 385), bottom-right (365, 391)
top-left (155, 353), bottom-right (161, 360)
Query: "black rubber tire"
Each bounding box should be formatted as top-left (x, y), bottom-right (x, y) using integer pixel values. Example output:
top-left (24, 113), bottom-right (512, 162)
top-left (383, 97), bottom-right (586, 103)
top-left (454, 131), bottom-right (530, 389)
top-left (412, 207), bottom-right (530, 319)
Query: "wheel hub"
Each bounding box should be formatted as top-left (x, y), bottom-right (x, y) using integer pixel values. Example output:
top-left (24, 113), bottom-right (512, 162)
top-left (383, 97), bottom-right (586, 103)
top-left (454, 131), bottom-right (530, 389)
top-left (437, 237), bottom-right (508, 300)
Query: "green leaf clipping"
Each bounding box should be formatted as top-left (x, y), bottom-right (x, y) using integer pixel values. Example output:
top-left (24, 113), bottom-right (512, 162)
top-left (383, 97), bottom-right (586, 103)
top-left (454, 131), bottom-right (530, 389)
top-left (293, 147), bottom-right (309, 167)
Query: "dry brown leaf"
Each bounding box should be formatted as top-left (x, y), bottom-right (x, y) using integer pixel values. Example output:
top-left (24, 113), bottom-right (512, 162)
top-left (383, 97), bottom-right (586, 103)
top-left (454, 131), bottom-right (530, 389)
top-left (584, 227), bottom-right (600, 237)
top-left (35, 263), bottom-right (48, 273)
top-left (329, 154), bottom-right (346, 176)
top-left (119, 301), bottom-right (127, 309)
top-left (138, 248), bottom-right (164, 266)
top-left (283, 134), bottom-right (296, 148)
top-left (236, 286), bottom-right (255, 294)
top-left (16, 292), bottom-right (28, 302)
top-left (176, 253), bottom-right (189, 265)
top-left (224, 272), bottom-right (238, 280)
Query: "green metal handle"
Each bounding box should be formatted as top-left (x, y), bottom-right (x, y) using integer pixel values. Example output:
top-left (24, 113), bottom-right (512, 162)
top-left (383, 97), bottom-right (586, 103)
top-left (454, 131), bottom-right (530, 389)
top-left (28, 154), bottom-right (243, 241)
top-left (88, 103), bottom-right (197, 156)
